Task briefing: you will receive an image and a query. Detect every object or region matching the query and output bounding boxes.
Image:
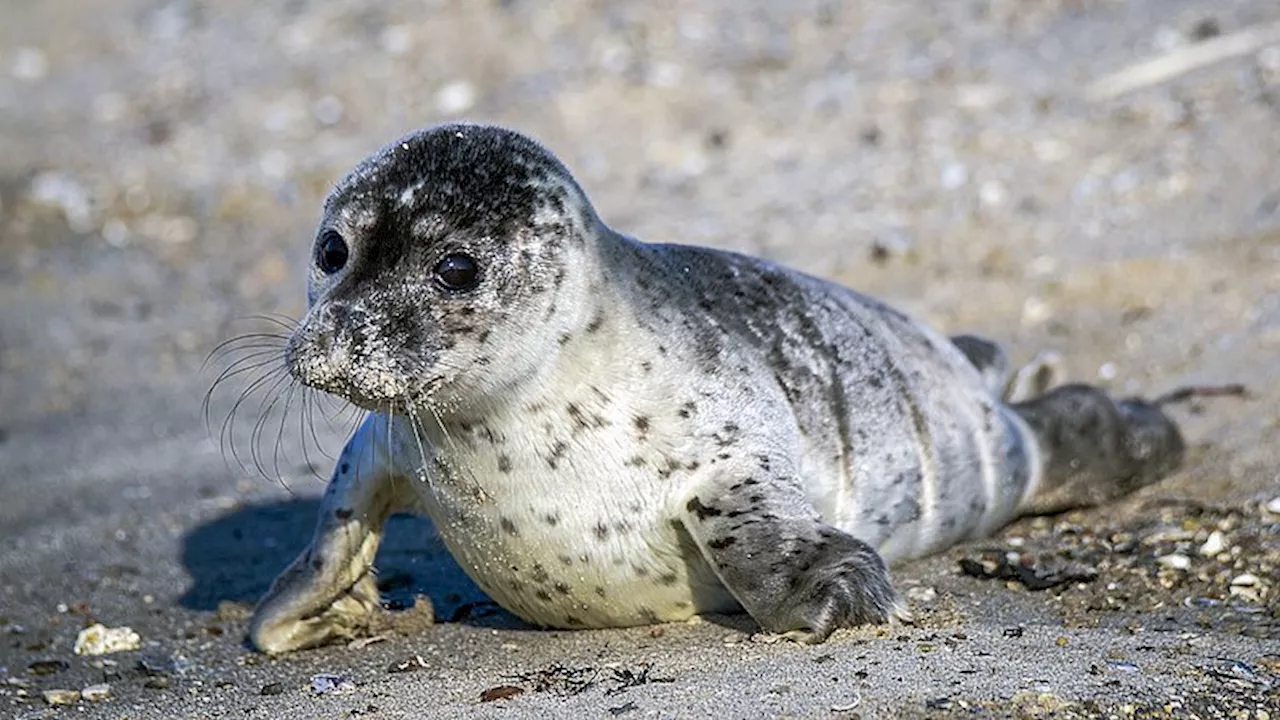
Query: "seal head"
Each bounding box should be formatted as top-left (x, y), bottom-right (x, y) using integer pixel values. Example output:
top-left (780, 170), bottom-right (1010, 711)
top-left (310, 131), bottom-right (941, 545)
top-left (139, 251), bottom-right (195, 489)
top-left (287, 124), bottom-right (600, 413)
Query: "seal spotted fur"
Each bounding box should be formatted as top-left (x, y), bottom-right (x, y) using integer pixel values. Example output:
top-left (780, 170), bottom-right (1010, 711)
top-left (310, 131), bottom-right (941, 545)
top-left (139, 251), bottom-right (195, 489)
top-left (248, 124), bottom-right (1187, 653)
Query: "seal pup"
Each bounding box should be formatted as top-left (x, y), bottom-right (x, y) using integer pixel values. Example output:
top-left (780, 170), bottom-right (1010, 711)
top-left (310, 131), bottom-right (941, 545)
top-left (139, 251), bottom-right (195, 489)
top-left (247, 123), bottom-right (1189, 654)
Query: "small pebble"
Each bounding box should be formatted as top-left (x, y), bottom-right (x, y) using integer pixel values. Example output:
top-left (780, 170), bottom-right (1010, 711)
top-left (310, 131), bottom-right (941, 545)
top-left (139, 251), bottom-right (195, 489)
top-left (12, 47), bottom-right (48, 80)
top-left (1198, 531), bottom-right (1226, 557)
top-left (1230, 573), bottom-right (1259, 587)
top-left (81, 683), bottom-right (111, 702)
top-left (1156, 554), bottom-right (1190, 571)
top-left (941, 163), bottom-right (968, 189)
top-left (311, 673), bottom-right (356, 695)
top-left (434, 80), bottom-right (476, 115)
top-left (1229, 573), bottom-right (1263, 602)
top-left (1021, 297), bottom-right (1052, 327)
top-left (905, 586), bottom-right (937, 603)
top-left (42, 688), bottom-right (80, 706)
top-left (1264, 497), bottom-right (1280, 515)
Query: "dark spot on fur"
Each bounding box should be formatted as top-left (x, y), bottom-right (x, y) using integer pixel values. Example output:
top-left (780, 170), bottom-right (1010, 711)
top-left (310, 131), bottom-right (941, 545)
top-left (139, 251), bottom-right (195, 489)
top-left (339, 462), bottom-right (350, 474)
top-left (546, 440), bottom-right (569, 468)
top-left (594, 522), bottom-right (610, 541)
top-left (335, 508), bottom-right (354, 520)
top-left (500, 517), bottom-right (519, 536)
top-left (627, 455), bottom-right (646, 467)
top-left (558, 554), bottom-right (573, 566)
top-left (543, 513), bottom-right (560, 527)
top-left (633, 415), bottom-right (651, 434)
top-left (686, 497), bottom-right (722, 520)
top-left (565, 615), bottom-right (584, 627)
top-left (585, 309), bottom-right (605, 333)
top-left (640, 360), bottom-right (653, 373)
top-left (639, 608), bottom-right (660, 623)
top-left (658, 572), bottom-right (678, 586)
top-left (559, 332), bottom-right (572, 345)
top-left (595, 586), bottom-right (607, 598)
top-left (633, 565), bottom-right (649, 577)
top-left (708, 536), bottom-right (737, 550)
top-left (554, 583), bottom-right (571, 595)
top-left (311, 558), bottom-right (324, 570)
top-left (536, 590), bottom-right (552, 601)
top-left (531, 564), bottom-right (549, 583)
top-left (497, 455), bottom-right (513, 473)
top-left (566, 403), bottom-right (588, 431)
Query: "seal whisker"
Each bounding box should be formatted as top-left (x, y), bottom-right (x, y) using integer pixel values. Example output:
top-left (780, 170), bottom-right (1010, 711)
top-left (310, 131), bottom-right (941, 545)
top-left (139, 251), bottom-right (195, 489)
top-left (247, 369), bottom-right (296, 484)
top-left (247, 313), bottom-right (301, 332)
top-left (218, 365), bottom-right (289, 477)
top-left (299, 386), bottom-right (341, 469)
top-left (202, 350), bottom-right (289, 437)
top-left (295, 385), bottom-right (326, 480)
top-left (203, 333), bottom-right (289, 369)
top-left (270, 379), bottom-right (302, 484)
top-left (404, 403), bottom-right (435, 489)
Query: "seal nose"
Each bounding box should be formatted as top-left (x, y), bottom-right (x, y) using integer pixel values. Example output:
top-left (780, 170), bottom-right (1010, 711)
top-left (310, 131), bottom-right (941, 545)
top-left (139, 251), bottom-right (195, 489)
top-left (287, 301), bottom-right (360, 390)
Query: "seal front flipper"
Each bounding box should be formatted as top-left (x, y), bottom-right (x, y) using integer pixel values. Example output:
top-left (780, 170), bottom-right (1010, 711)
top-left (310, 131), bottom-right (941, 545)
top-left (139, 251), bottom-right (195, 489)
top-left (677, 459), bottom-right (900, 643)
top-left (249, 414), bottom-right (420, 654)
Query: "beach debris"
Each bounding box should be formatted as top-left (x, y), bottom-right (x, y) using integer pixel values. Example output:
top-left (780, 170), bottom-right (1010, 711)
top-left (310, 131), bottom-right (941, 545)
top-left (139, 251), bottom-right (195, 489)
top-left (74, 623), bottom-right (141, 656)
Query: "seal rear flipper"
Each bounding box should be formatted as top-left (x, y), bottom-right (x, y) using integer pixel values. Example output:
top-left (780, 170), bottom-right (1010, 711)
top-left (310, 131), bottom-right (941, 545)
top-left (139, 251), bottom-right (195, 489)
top-left (676, 463), bottom-right (901, 643)
top-left (1012, 384), bottom-right (1185, 516)
top-left (949, 334), bottom-right (1010, 396)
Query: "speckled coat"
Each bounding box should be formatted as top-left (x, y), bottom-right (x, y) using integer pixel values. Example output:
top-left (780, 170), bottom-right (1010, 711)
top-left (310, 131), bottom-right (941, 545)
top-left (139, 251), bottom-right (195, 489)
top-left (248, 124), bottom-right (1185, 654)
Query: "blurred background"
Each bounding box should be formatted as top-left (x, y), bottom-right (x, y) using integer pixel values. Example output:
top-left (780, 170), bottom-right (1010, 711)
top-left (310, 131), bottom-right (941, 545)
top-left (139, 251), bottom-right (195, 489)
top-left (1, 0), bottom-right (1278, 714)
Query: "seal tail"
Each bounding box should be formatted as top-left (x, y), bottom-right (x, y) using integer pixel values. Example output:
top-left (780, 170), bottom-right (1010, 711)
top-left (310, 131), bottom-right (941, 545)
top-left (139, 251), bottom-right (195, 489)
top-left (1010, 384), bottom-right (1187, 516)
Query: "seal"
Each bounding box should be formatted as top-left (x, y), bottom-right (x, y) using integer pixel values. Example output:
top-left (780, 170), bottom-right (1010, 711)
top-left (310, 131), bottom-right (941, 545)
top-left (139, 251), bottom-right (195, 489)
top-left (246, 123), bottom-right (1189, 654)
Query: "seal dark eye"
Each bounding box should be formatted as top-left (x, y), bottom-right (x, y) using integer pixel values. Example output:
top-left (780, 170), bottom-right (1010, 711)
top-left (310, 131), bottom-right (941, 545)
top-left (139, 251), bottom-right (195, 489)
top-left (317, 230), bottom-right (348, 275)
top-left (434, 254), bottom-right (480, 291)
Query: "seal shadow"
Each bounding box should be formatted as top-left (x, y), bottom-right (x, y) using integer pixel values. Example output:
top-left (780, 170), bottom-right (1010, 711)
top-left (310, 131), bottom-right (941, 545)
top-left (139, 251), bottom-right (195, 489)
top-left (177, 498), bottom-right (526, 629)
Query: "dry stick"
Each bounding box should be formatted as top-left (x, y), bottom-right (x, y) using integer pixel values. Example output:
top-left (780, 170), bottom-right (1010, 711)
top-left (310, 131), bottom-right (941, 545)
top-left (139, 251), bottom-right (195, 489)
top-left (1084, 21), bottom-right (1280, 102)
top-left (1154, 384), bottom-right (1249, 407)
